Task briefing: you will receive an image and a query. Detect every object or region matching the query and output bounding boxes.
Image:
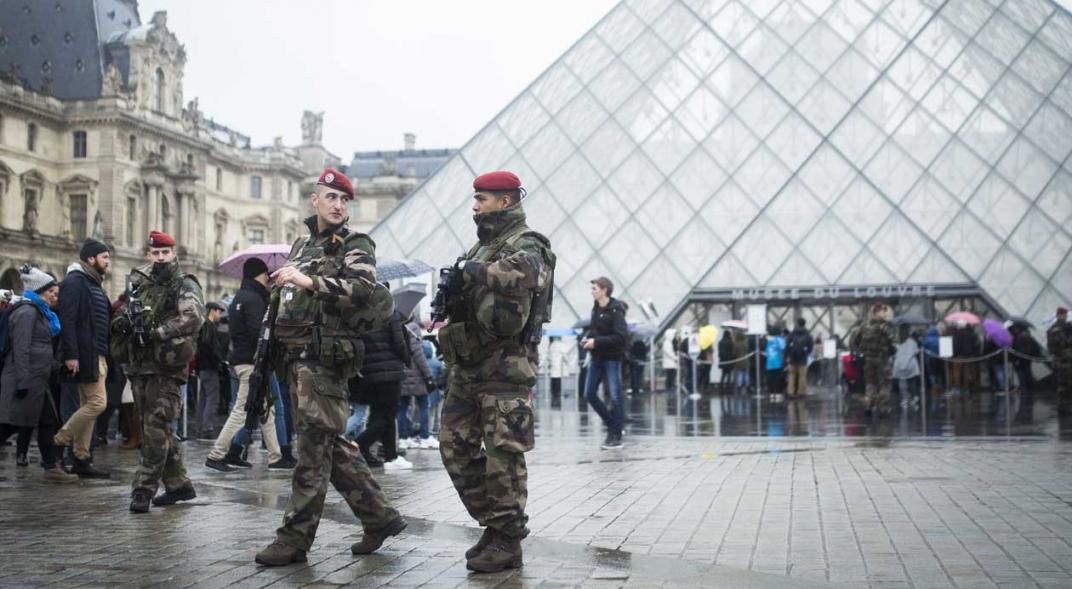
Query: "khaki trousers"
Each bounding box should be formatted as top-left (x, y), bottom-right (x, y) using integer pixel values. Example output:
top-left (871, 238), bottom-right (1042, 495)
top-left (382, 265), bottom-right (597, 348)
top-left (787, 364), bottom-right (808, 397)
top-left (55, 355), bottom-right (107, 459)
top-left (208, 364), bottom-right (280, 463)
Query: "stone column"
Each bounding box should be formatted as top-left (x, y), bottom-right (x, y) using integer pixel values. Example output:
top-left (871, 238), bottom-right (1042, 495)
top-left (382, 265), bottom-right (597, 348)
top-left (146, 184), bottom-right (159, 233)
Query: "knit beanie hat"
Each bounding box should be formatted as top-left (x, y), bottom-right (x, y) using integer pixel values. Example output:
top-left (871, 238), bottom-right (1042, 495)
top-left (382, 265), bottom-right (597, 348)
top-left (243, 257), bottom-right (269, 280)
top-left (20, 264), bottom-right (56, 294)
top-left (79, 238), bottom-right (110, 261)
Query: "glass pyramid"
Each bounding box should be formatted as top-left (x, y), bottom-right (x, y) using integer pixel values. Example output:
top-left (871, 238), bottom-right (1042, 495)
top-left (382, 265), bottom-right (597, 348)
top-left (371, 0), bottom-right (1072, 327)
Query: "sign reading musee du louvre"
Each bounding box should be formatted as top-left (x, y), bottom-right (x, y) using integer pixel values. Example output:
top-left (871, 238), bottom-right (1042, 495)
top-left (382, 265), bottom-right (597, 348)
top-left (729, 285), bottom-right (941, 302)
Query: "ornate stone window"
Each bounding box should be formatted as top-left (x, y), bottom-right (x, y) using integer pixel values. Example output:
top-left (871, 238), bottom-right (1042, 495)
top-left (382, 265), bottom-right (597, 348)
top-left (58, 174), bottom-right (98, 240)
top-left (20, 169), bottom-right (45, 233)
top-left (128, 134), bottom-right (136, 160)
top-left (69, 194), bottom-right (87, 240)
top-left (242, 214), bottom-right (270, 247)
top-left (250, 175), bottom-right (262, 199)
top-left (27, 122), bottom-right (37, 152)
top-left (73, 130), bottom-right (87, 158)
top-left (155, 68), bottom-right (166, 112)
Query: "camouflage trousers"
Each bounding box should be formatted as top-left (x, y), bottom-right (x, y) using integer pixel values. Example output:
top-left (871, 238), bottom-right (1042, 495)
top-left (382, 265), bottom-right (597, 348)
top-left (276, 361), bottom-right (401, 552)
top-left (130, 374), bottom-right (191, 495)
top-left (439, 376), bottom-right (534, 538)
top-left (864, 358), bottom-right (891, 410)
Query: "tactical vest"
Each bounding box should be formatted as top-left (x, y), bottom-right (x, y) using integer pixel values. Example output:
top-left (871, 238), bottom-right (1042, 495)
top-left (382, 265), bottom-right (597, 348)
top-left (125, 268), bottom-right (201, 370)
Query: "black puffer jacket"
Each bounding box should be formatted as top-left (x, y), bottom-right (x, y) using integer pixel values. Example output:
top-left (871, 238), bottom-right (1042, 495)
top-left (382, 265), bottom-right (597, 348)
top-left (587, 298), bottom-right (628, 361)
top-left (227, 278), bottom-right (268, 365)
top-left (359, 311), bottom-right (410, 383)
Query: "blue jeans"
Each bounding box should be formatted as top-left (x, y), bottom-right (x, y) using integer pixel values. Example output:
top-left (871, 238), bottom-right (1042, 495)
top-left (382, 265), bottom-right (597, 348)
top-left (230, 374), bottom-right (285, 448)
top-left (398, 395), bottom-right (431, 439)
top-left (585, 359), bottom-right (623, 435)
top-left (346, 403), bottom-right (368, 440)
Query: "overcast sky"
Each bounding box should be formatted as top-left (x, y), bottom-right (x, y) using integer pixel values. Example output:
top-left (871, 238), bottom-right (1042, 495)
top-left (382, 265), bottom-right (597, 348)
top-left (138, 0), bottom-right (618, 159)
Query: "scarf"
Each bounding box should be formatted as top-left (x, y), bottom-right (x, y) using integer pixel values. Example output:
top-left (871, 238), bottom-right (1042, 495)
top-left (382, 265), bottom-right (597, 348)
top-left (24, 290), bottom-right (61, 336)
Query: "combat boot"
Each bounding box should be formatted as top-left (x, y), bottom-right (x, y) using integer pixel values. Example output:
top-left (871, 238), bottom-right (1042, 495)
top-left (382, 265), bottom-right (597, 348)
top-left (152, 483), bottom-right (197, 506)
top-left (254, 541), bottom-right (307, 566)
top-left (71, 457), bottom-right (111, 479)
top-left (224, 445), bottom-right (252, 468)
top-left (466, 529), bottom-right (523, 573)
top-left (465, 527), bottom-right (495, 559)
top-left (351, 517), bottom-right (407, 555)
top-left (129, 490), bottom-right (152, 514)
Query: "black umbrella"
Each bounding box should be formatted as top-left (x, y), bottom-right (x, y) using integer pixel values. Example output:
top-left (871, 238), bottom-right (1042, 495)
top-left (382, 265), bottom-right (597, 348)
top-left (893, 314), bottom-right (929, 326)
top-left (1006, 316), bottom-right (1034, 329)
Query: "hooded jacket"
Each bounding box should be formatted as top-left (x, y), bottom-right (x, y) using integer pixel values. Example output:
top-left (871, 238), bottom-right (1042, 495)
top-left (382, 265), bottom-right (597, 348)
top-left (227, 277), bottom-right (269, 365)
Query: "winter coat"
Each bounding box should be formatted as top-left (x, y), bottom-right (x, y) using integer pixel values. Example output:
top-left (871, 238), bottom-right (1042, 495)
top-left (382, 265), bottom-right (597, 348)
top-left (587, 298), bottom-right (628, 361)
top-left (0, 304), bottom-right (58, 427)
top-left (732, 334), bottom-right (749, 369)
top-left (785, 327), bottom-right (814, 365)
top-left (717, 333), bottom-right (734, 369)
top-left (953, 328), bottom-right (980, 358)
top-left (923, 326), bottom-right (940, 355)
top-left (765, 336), bottom-right (785, 370)
top-left (399, 321), bottom-right (433, 397)
top-left (424, 341), bottom-right (445, 389)
top-left (56, 263), bottom-right (110, 384)
top-left (547, 340), bottom-right (572, 378)
top-left (227, 278), bottom-right (269, 365)
top-left (893, 339), bottom-right (920, 380)
top-left (359, 311), bottom-right (410, 384)
top-left (661, 335), bottom-right (678, 370)
top-left (197, 319), bottom-right (224, 370)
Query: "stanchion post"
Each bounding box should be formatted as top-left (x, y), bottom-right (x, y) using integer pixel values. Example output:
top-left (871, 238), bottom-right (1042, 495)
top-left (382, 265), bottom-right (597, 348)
top-left (920, 346), bottom-right (927, 436)
top-left (649, 336), bottom-right (656, 394)
top-left (1004, 347), bottom-right (1011, 434)
top-left (755, 336), bottom-right (762, 404)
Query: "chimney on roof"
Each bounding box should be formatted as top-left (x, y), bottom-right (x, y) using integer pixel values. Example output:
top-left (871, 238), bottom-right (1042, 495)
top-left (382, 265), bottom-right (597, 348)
top-left (403, 132), bottom-right (416, 152)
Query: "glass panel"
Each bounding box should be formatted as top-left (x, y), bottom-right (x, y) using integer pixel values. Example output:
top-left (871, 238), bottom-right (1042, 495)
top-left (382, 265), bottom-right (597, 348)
top-left (1052, 74), bottom-right (1072, 120)
top-left (703, 114), bottom-right (759, 172)
top-left (973, 12), bottom-right (1030, 67)
top-left (521, 122), bottom-right (575, 181)
top-left (550, 220), bottom-right (596, 280)
top-left (854, 17), bottom-right (906, 70)
top-left (795, 20), bottom-right (850, 74)
top-left (765, 179), bottom-right (825, 243)
top-left (996, 137), bottom-right (1058, 201)
top-left (797, 78), bottom-right (852, 135)
top-left (627, 0), bottom-right (673, 24)
top-left (929, 139), bottom-right (987, 203)
top-left (563, 34), bottom-right (615, 84)
top-left (980, 248), bottom-right (1045, 316)
top-left (648, 58), bottom-right (702, 112)
top-left (607, 151), bottom-right (664, 212)
top-left (1036, 169), bottom-right (1072, 227)
top-left (826, 47), bottom-right (880, 102)
top-left (672, 148), bottom-right (728, 209)
top-left (419, 156), bottom-right (476, 215)
top-left (531, 64), bottom-right (583, 115)
top-left (545, 156), bottom-right (603, 211)
top-left (988, 71), bottom-right (1044, 131)
top-left (627, 254), bottom-right (691, 322)
top-left (711, 1), bottom-right (760, 46)
top-left (830, 108), bottom-right (886, 165)
top-left (680, 27), bottom-right (731, 76)
top-left (800, 214), bottom-right (861, 282)
top-left (1037, 11), bottom-right (1072, 57)
top-left (675, 83), bottom-right (731, 141)
top-left (1009, 207), bottom-right (1071, 278)
top-left (920, 75), bottom-right (979, 133)
top-left (707, 55), bottom-right (760, 106)
top-left (735, 82), bottom-right (790, 138)
top-left (700, 252), bottom-right (761, 288)
top-left (734, 145), bottom-right (792, 207)
top-left (413, 224), bottom-right (466, 268)
top-left (733, 215), bottom-right (794, 284)
top-left (838, 248), bottom-right (898, 284)
top-left (560, 258), bottom-right (607, 323)
top-left (615, 88), bottom-right (670, 144)
top-left (556, 89), bottom-right (609, 145)
top-left (595, 4), bottom-right (646, 53)
top-left (863, 140), bottom-right (923, 204)
top-left (937, 210), bottom-right (1002, 278)
top-left (580, 120), bottom-right (637, 178)
top-left (827, 0), bottom-right (875, 43)
top-left (832, 176), bottom-right (892, 241)
top-left (588, 59), bottom-right (644, 113)
top-left (913, 16), bottom-right (969, 69)
top-left (908, 249), bottom-right (971, 283)
top-left (749, 0), bottom-right (780, 19)
top-left (701, 179), bottom-right (759, 243)
top-left (1023, 101), bottom-right (1072, 164)
top-left (1027, 288), bottom-right (1070, 327)
top-left (682, 0), bottom-right (732, 20)
top-left (766, 110), bottom-right (822, 171)
top-left (797, 142), bottom-right (856, 206)
top-left (640, 184), bottom-right (694, 244)
top-left (1012, 40), bottom-right (1067, 96)
top-left (642, 116), bottom-right (697, 174)
top-left (880, 0), bottom-right (931, 38)
top-left (766, 50), bottom-right (822, 105)
top-left (999, 0), bottom-right (1052, 35)
top-left (868, 212), bottom-right (929, 280)
top-left (767, 1), bottom-right (817, 45)
top-left (516, 188), bottom-right (566, 236)
top-left (899, 174), bottom-right (959, 239)
top-left (940, 0), bottom-right (994, 37)
top-left (768, 251), bottom-right (827, 286)
top-left (665, 217), bottom-right (726, 280)
top-left (948, 42), bottom-right (1006, 100)
top-left (602, 219), bottom-right (661, 286)
top-left (653, 2), bottom-right (704, 50)
top-left (737, 24), bottom-right (790, 75)
top-left (620, 30), bottom-right (674, 82)
top-left (384, 191), bottom-right (433, 249)
top-left (859, 77), bottom-right (913, 134)
top-left (966, 173), bottom-right (1029, 239)
top-left (957, 106), bottom-right (1016, 165)
top-left (801, 0), bottom-right (836, 17)
top-left (1054, 257), bottom-right (1072, 301)
top-left (572, 186), bottom-right (631, 249)
top-left (461, 126), bottom-right (513, 176)
top-left (891, 107), bottom-right (951, 169)
top-left (496, 93), bottom-right (550, 147)
top-left (886, 46), bottom-right (941, 101)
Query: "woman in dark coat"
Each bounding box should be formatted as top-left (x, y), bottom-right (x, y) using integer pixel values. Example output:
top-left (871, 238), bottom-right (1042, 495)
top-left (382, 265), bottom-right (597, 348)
top-left (397, 317), bottom-right (435, 449)
top-left (0, 265), bottom-right (76, 482)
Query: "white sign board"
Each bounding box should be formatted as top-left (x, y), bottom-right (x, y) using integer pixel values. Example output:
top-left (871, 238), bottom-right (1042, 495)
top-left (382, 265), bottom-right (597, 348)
top-left (823, 339), bottom-right (837, 359)
top-left (939, 336), bottom-right (954, 358)
top-left (687, 334), bottom-right (701, 359)
top-left (746, 304), bottom-right (767, 335)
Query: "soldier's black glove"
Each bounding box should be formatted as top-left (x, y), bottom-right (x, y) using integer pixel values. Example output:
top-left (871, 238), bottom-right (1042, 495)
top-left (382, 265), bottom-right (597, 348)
top-left (424, 378), bottom-right (436, 392)
top-left (15, 389), bottom-right (29, 399)
top-left (449, 259), bottom-right (469, 293)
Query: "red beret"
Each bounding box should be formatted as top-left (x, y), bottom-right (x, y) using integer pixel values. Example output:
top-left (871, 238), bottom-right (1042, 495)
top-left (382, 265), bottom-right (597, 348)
top-left (148, 230), bottom-right (176, 248)
top-left (473, 170), bottom-right (522, 192)
top-left (317, 168), bottom-right (354, 198)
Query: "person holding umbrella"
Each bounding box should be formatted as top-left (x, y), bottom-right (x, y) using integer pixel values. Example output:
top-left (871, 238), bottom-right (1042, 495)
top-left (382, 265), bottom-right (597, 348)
top-left (1047, 307), bottom-right (1072, 414)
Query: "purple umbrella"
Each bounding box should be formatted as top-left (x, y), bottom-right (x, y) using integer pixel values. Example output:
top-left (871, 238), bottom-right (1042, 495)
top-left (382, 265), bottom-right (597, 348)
top-left (983, 319), bottom-right (1012, 348)
top-left (218, 244), bottom-right (292, 278)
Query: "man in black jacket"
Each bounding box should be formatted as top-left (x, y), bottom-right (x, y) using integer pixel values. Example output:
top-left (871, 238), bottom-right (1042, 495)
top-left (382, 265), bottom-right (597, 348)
top-left (194, 302), bottom-right (225, 439)
top-left (785, 319), bottom-right (813, 399)
top-left (354, 308), bottom-right (411, 469)
top-left (206, 258), bottom-right (289, 471)
top-left (581, 277), bottom-right (628, 449)
top-left (54, 238), bottom-right (112, 478)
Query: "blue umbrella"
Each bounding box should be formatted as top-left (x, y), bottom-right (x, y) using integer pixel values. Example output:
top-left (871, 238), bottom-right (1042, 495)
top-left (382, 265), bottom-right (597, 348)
top-left (378, 258), bottom-right (433, 281)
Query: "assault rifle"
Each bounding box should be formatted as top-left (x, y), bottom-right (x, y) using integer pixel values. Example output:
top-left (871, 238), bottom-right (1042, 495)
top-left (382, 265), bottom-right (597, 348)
top-left (125, 279), bottom-right (150, 348)
top-left (429, 260), bottom-right (464, 331)
top-left (244, 288), bottom-right (280, 431)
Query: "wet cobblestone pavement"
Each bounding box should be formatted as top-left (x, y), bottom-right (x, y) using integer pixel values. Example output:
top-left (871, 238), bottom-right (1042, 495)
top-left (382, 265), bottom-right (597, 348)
top-left (2, 387), bottom-right (1072, 588)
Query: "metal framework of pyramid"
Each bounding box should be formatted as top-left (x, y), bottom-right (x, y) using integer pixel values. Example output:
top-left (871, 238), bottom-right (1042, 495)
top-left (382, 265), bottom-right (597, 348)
top-left (371, 0), bottom-right (1072, 328)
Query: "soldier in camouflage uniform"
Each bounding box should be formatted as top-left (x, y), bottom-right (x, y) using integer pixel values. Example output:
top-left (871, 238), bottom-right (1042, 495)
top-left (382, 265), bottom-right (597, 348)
top-left (255, 169), bottom-right (405, 566)
top-left (1047, 306), bottom-right (1072, 414)
top-left (855, 302), bottom-right (895, 414)
top-left (112, 231), bottom-right (206, 513)
top-left (437, 170), bottom-right (555, 573)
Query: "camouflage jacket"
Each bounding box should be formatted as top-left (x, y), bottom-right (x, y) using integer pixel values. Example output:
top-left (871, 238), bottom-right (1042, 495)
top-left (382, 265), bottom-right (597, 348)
top-left (274, 216), bottom-right (394, 377)
top-left (1047, 320), bottom-right (1072, 363)
top-left (441, 204), bottom-right (553, 388)
top-left (123, 261), bottom-right (205, 380)
top-left (856, 318), bottom-right (894, 361)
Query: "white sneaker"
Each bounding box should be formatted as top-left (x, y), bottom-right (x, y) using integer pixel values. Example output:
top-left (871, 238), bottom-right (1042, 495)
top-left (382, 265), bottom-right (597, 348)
top-left (397, 438), bottom-right (413, 450)
top-left (419, 437), bottom-right (439, 449)
top-left (384, 456), bottom-right (413, 471)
